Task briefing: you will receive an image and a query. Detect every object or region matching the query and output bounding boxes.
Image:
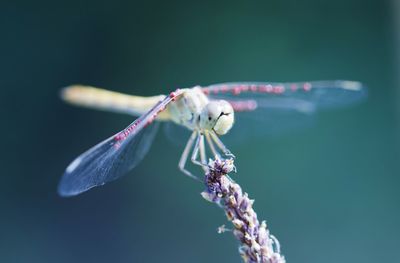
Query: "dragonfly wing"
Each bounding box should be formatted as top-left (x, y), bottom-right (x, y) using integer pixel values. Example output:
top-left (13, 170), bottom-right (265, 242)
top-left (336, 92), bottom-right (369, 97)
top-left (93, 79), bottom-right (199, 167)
top-left (163, 97), bottom-right (316, 146)
top-left (58, 93), bottom-right (178, 196)
top-left (204, 80), bottom-right (366, 109)
top-left (163, 121), bottom-right (191, 147)
top-left (225, 98), bottom-right (316, 143)
top-left (203, 81), bottom-right (366, 141)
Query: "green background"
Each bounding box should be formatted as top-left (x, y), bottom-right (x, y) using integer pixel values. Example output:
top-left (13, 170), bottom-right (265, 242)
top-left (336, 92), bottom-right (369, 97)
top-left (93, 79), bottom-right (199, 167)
top-left (1, 0), bottom-right (399, 262)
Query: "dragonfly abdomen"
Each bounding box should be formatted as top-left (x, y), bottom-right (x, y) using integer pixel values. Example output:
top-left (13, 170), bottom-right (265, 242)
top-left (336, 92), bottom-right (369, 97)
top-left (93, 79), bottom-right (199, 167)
top-left (61, 85), bottom-right (171, 120)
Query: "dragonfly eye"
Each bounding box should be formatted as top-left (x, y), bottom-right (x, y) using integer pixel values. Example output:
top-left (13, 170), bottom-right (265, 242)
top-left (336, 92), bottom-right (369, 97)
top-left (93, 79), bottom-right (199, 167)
top-left (214, 112), bottom-right (234, 135)
top-left (200, 100), bottom-right (234, 135)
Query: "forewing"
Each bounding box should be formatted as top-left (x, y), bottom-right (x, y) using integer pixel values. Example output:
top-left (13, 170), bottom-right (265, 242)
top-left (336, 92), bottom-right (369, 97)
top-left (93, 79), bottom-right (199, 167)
top-left (204, 80), bottom-right (366, 109)
top-left (58, 93), bottom-right (176, 197)
top-left (202, 81), bottom-right (366, 141)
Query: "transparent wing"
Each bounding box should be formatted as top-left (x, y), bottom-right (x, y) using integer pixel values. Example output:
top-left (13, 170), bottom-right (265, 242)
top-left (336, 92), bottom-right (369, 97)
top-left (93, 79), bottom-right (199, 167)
top-left (201, 80), bottom-right (366, 141)
top-left (58, 93), bottom-right (177, 197)
top-left (163, 121), bottom-right (191, 147)
top-left (227, 98), bottom-right (316, 143)
top-left (203, 80), bottom-right (366, 110)
top-left (163, 98), bottom-right (316, 146)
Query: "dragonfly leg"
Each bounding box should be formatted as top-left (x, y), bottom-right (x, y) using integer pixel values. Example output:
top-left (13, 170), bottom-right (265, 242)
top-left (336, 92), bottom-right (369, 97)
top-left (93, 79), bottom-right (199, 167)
top-left (210, 131), bottom-right (235, 158)
top-left (205, 132), bottom-right (220, 159)
top-left (191, 132), bottom-right (209, 168)
top-left (178, 131), bottom-right (201, 182)
top-left (199, 132), bottom-right (208, 173)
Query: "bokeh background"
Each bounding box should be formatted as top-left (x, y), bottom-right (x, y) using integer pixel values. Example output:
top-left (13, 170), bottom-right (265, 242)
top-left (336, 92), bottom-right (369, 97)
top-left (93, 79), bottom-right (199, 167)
top-left (1, 0), bottom-right (399, 262)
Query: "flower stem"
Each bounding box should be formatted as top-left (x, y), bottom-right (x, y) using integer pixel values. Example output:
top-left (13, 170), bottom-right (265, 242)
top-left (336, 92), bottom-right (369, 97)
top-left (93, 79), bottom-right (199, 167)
top-left (201, 158), bottom-right (286, 263)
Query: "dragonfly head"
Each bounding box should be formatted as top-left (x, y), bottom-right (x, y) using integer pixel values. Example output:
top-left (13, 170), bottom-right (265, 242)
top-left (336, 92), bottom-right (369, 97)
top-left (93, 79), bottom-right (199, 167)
top-left (200, 100), bottom-right (234, 135)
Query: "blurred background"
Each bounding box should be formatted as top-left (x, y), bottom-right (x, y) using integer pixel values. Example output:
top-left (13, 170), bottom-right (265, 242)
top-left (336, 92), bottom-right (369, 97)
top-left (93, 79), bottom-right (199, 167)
top-left (1, 0), bottom-right (399, 262)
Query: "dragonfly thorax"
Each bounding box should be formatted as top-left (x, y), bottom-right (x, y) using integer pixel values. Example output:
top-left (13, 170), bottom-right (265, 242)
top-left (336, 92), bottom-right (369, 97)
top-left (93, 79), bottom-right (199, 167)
top-left (168, 87), bottom-right (234, 135)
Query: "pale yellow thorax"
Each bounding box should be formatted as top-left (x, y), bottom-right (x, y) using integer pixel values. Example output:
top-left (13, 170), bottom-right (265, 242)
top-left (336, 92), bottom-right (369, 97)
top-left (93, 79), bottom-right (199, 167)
top-left (167, 87), bottom-right (209, 130)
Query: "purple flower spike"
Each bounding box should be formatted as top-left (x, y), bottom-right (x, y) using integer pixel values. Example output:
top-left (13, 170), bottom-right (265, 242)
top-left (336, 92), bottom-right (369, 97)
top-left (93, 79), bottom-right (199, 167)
top-left (202, 158), bottom-right (286, 263)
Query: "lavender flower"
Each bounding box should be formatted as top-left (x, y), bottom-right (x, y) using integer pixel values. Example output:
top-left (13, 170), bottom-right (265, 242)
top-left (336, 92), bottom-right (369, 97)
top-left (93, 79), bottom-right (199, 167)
top-left (201, 158), bottom-right (286, 263)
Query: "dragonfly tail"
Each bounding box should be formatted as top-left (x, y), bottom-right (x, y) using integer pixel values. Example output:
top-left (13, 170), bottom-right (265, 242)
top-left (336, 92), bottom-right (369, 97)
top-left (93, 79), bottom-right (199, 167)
top-left (60, 85), bottom-right (171, 120)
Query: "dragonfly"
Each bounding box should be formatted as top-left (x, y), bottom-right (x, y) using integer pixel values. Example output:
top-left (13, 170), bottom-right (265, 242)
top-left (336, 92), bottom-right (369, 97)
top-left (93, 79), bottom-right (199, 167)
top-left (58, 80), bottom-right (366, 196)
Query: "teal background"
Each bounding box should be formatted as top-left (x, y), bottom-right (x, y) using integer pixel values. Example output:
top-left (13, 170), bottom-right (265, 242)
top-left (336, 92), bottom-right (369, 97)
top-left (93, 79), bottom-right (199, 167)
top-left (1, 0), bottom-right (399, 262)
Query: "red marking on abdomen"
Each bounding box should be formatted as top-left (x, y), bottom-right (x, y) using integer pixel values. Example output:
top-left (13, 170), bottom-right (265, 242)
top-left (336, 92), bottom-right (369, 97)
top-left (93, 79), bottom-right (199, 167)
top-left (228, 100), bottom-right (257, 112)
